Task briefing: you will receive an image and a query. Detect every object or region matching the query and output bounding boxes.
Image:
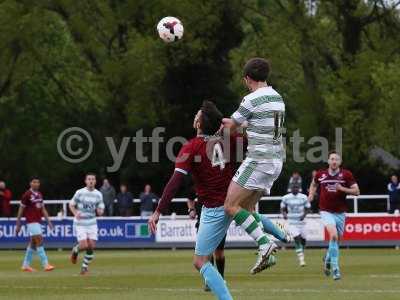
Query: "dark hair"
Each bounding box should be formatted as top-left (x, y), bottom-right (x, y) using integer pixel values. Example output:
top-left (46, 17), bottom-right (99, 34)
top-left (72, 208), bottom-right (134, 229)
top-left (200, 100), bottom-right (223, 135)
top-left (243, 58), bottom-right (270, 82)
top-left (328, 150), bottom-right (341, 159)
top-left (85, 172), bottom-right (97, 179)
top-left (30, 176), bottom-right (40, 182)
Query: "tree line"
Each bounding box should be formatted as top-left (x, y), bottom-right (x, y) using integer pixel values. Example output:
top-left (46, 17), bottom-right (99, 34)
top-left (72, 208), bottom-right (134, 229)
top-left (1, 0), bottom-right (399, 197)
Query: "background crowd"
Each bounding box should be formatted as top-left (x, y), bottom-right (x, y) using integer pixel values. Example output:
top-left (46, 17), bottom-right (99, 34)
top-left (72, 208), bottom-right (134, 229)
top-left (1, 171), bottom-right (399, 217)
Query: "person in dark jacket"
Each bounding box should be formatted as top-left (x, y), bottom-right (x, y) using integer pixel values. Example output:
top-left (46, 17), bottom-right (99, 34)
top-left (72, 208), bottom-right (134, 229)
top-left (387, 175), bottom-right (400, 214)
top-left (116, 184), bottom-right (134, 217)
top-left (0, 180), bottom-right (12, 217)
top-left (100, 178), bottom-right (116, 216)
top-left (139, 184), bottom-right (158, 218)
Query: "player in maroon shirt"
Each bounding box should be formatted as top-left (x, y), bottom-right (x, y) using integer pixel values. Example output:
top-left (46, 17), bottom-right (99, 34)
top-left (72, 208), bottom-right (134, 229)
top-left (148, 101), bottom-right (238, 300)
top-left (148, 101), bottom-right (287, 299)
top-left (16, 177), bottom-right (54, 272)
top-left (308, 151), bottom-right (360, 280)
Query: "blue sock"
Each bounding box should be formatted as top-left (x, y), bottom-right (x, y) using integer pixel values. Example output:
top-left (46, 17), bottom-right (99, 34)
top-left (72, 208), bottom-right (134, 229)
top-left (22, 247), bottom-right (34, 267)
top-left (200, 262), bottom-right (232, 300)
top-left (328, 240), bottom-right (339, 270)
top-left (259, 214), bottom-right (286, 241)
top-left (325, 249), bottom-right (330, 263)
top-left (36, 246), bottom-right (49, 268)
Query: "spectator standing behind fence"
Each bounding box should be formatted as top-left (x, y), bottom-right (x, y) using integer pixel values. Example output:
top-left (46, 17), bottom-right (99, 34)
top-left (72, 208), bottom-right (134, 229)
top-left (140, 184), bottom-right (159, 218)
top-left (387, 175), bottom-right (400, 214)
top-left (287, 171), bottom-right (303, 193)
top-left (100, 178), bottom-right (116, 216)
top-left (116, 184), bottom-right (133, 217)
top-left (0, 180), bottom-right (12, 217)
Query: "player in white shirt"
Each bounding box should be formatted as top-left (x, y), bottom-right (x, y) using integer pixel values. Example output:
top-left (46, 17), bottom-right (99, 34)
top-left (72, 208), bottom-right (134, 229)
top-left (281, 184), bottom-right (310, 267)
top-left (69, 173), bottom-right (104, 275)
top-left (222, 58), bottom-right (285, 274)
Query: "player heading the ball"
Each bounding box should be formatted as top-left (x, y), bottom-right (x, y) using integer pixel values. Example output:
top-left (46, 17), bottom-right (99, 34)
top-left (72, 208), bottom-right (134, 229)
top-left (222, 57), bottom-right (285, 274)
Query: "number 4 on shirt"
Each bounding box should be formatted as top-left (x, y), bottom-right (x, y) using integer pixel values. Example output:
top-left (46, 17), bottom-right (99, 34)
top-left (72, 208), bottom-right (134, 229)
top-left (212, 143), bottom-right (226, 170)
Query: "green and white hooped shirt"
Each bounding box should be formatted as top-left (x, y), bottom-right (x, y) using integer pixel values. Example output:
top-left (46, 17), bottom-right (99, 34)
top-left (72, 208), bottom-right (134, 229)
top-left (231, 86), bottom-right (285, 162)
top-left (70, 187), bottom-right (104, 226)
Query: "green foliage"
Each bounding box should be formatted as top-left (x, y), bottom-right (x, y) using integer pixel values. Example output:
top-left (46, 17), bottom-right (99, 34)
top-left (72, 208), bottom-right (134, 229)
top-left (0, 0), bottom-right (243, 196)
top-left (231, 0), bottom-right (400, 191)
top-left (0, 0), bottom-right (399, 196)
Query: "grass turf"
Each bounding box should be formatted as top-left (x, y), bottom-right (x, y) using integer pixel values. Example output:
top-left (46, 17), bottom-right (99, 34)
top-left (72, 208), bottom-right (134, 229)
top-left (0, 248), bottom-right (399, 300)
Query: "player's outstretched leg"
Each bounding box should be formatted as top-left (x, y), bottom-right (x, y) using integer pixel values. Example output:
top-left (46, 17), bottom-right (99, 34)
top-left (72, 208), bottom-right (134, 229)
top-left (198, 260), bottom-right (232, 300)
top-left (323, 250), bottom-right (331, 276)
top-left (234, 209), bottom-right (277, 274)
top-left (71, 243), bottom-right (80, 264)
top-left (254, 212), bottom-right (292, 243)
top-left (81, 249), bottom-right (94, 275)
top-left (324, 222), bottom-right (341, 280)
top-left (294, 236), bottom-right (306, 267)
top-left (194, 207), bottom-right (233, 299)
top-left (329, 239), bottom-right (340, 280)
top-left (204, 254), bottom-right (214, 292)
top-left (33, 235), bottom-right (54, 272)
top-left (80, 239), bottom-right (96, 275)
top-left (21, 243), bottom-right (35, 272)
top-left (205, 247), bottom-right (226, 292)
top-left (214, 250), bottom-right (225, 279)
top-left (225, 183), bottom-right (277, 274)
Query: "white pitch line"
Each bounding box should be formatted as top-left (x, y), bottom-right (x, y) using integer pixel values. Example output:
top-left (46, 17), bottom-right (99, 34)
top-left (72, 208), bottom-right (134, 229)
top-left (369, 274), bottom-right (400, 278)
top-left (0, 286), bottom-right (399, 294)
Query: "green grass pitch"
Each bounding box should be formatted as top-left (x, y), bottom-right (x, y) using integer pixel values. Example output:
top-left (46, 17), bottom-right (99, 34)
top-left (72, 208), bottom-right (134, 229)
top-left (0, 248), bottom-right (399, 300)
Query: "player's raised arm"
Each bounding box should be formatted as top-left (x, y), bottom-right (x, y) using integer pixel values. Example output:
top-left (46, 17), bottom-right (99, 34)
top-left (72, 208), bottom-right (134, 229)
top-left (222, 97), bottom-right (253, 133)
top-left (149, 136), bottom-right (194, 234)
top-left (148, 171), bottom-right (186, 234)
top-left (222, 118), bottom-right (239, 132)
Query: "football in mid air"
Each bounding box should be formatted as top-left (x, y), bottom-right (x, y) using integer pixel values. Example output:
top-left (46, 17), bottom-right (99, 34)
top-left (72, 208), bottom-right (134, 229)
top-left (157, 17), bottom-right (184, 43)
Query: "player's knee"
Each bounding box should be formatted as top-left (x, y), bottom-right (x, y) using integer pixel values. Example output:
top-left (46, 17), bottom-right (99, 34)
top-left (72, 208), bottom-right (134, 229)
top-left (330, 233), bottom-right (338, 241)
top-left (193, 255), bottom-right (210, 271)
top-left (224, 203), bottom-right (237, 216)
top-left (193, 257), bottom-right (204, 271)
top-left (79, 241), bottom-right (88, 251)
top-left (32, 236), bottom-right (43, 247)
top-left (88, 240), bottom-right (96, 250)
top-left (30, 239), bottom-right (36, 248)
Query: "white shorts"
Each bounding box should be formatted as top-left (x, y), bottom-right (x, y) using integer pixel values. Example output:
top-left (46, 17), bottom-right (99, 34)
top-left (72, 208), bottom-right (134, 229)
top-left (288, 223), bottom-right (307, 239)
top-left (75, 224), bottom-right (98, 241)
top-left (233, 158), bottom-right (283, 193)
